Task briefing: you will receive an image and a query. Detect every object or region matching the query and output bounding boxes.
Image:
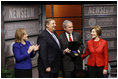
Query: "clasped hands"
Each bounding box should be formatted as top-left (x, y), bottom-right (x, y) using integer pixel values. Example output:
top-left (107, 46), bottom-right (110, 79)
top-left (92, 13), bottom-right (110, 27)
top-left (28, 44), bottom-right (40, 54)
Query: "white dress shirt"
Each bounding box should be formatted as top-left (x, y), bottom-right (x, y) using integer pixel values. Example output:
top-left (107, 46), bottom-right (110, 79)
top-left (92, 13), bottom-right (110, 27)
top-left (65, 32), bottom-right (73, 42)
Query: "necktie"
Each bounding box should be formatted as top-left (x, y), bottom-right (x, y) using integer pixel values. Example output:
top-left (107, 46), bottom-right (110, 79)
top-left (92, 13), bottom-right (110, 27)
top-left (69, 34), bottom-right (72, 42)
top-left (52, 33), bottom-right (61, 48)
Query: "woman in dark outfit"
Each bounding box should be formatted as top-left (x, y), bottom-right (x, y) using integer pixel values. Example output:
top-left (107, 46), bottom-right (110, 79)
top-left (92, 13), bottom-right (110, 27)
top-left (13, 28), bottom-right (39, 78)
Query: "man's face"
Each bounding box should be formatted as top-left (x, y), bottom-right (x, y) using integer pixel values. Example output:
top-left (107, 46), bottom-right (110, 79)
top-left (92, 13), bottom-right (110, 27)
top-left (47, 20), bottom-right (56, 33)
top-left (64, 23), bottom-right (73, 34)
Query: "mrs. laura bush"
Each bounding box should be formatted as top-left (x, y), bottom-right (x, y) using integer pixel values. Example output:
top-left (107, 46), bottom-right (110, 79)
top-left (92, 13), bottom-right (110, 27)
top-left (81, 25), bottom-right (108, 78)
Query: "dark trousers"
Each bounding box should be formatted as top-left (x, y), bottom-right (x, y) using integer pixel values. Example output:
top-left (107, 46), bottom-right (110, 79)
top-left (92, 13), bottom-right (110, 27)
top-left (87, 64), bottom-right (104, 78)
top-left (63, 54), bottom-right (83, 78)
top-left (63, 71), bottom-right (73, 78)
top-left (15, 69), bottom-right (32, 78)
top-left (39, 72), bottom-right (58, 78)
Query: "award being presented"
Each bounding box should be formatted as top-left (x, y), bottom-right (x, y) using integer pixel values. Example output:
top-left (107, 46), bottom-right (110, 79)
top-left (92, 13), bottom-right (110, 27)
top-left (68, 41), bottom-right (80, 56)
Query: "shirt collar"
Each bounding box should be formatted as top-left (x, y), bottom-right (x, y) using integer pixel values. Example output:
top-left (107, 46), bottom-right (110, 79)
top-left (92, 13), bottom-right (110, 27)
top-left (46, 29), bottom-right (53, 35)
top-left (65, 32), bottom-right (72, 35)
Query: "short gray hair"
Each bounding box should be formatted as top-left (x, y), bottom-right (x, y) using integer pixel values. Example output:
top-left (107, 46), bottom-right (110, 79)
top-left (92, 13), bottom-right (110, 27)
top-left (62, 20), bottom-right (72, 28)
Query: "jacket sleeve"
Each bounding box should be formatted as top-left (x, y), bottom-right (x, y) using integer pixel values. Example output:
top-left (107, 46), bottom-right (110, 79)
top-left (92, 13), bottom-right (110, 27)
top-left (13, 44), bottom-right (29, 62)
top-left (27, 41), bottom-right (36, 58)
top-left (38, 37), bottom-right (49, 69)
top-left (77, 33), bottom-right (85, 54)
top-left (58, 35), bottom-right (66, 55)
top-left (104, 41), bottom-right (108, 70)
top-left (81, 42), bottom-right (90, 60)
top-left (30, 51), bottom-right (36, 58)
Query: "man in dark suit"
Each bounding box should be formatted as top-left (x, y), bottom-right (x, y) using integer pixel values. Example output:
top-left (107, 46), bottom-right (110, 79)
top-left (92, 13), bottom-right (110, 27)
top-left (58, 20), bottom-right (84, 78)
top-left (37, 18), bottom-right (62, 78)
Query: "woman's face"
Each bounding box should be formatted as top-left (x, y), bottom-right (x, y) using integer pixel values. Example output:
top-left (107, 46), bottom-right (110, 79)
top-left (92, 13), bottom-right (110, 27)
top-left (91, 29), bottom-right (98, 39)
top-left (22, 32), bottom-right (28, 41)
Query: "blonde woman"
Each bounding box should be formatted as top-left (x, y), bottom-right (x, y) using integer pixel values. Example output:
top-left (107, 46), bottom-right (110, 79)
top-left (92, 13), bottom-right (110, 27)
top-left (13, 28), bottom-right (39, 78)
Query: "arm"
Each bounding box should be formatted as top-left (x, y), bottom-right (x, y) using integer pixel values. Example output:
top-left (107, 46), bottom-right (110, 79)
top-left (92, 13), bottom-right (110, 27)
top-left (13, 45), bottom-right (29, 62)
top-left (26, 41), bottom-right (36, 58)
top-left (77, 33), bottom-right (85, 54)
top-left (30, 45), bottom-right (39, 58)
top-left (58, 36), bottom-right (69, 55)
top-left (103, 41), bottom-right (109, 75)
top-left (103, 41), bottom-right (108, 70)
top-left (81, 42), bottom-right (90, 60)
top-left (30, 51), bottom-right (36, 58)
top-left (28, 42), bottom-right (36, 58)
top-left (38, 37), bottom-right (49, 69)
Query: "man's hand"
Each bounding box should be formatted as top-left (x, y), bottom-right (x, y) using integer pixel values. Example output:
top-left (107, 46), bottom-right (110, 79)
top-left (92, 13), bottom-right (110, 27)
top-left (46, 67), bottom-right (51, 72)
top-left (64, 48), bottom-right (71, 53)
top-left (77, 50), bottom-right (81, 53)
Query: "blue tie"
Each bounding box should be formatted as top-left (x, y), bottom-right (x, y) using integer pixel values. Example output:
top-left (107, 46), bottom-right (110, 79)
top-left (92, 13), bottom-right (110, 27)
top-left (52, 33), bottom-right (61, 48)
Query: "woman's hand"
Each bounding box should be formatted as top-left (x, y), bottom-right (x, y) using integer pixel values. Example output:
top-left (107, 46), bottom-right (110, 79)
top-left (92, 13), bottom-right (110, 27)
top-left (103, 69), bottom-right (107, 75)
top-left (33, 45), bottom-right (40, 51)
top-left (28, 46), bottom-right (34, 54)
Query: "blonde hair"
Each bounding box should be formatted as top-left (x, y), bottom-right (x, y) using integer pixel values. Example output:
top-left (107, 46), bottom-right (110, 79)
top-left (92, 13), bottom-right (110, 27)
top-left (15, 28), bottom-right (27, 43)
top-left (90, 25), bottom-right (101, 36)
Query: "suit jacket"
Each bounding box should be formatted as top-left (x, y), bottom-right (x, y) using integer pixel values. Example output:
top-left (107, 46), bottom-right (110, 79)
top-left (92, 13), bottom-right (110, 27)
top-left (81, 38), bottom-right (108, 70)
top-left (37, 29), bottom-right (62, 73)
top-left (58, 31), bottom-right (84, 71)
top-left (13, 41), bottom-right (35, 69)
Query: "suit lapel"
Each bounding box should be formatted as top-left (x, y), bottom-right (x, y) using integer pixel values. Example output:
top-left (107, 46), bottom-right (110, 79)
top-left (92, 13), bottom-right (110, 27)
top-left (72, 32), bottom-right (77, 41)
top-left (73, 32), bottom-right (81, 42)
top-left (63, 32), bottom-right (69, 44)
top-left (45, 30), bottom-right (60, 49)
